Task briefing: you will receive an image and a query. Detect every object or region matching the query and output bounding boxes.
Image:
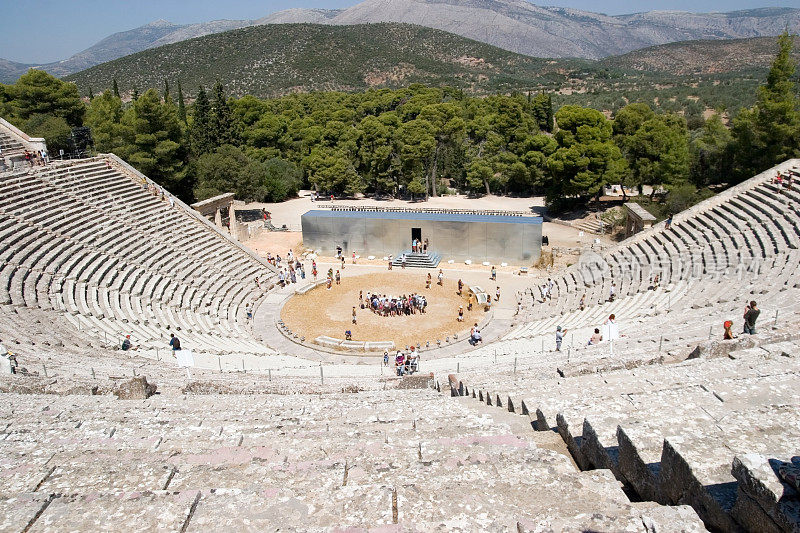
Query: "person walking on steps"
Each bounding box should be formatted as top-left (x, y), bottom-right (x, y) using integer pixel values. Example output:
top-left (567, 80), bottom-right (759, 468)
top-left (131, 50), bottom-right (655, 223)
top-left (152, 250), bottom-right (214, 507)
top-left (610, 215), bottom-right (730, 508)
top-left (169, 333), bottom-right (181, 352)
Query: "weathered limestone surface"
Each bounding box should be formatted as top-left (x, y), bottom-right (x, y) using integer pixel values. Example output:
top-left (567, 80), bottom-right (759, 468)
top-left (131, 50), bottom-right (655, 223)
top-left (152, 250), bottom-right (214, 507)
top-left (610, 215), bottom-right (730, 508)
top-left (113, 376), bottom-right (157, 399)
top-left (731, 454), bottom-right (800, 533)
top-left (0, 390), bottom-right (705, 531)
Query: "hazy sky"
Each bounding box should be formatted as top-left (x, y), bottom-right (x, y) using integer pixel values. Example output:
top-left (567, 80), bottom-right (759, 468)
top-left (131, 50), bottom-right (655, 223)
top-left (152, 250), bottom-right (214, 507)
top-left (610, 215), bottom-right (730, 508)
top-left (1, 0), bottom-right (798, 63)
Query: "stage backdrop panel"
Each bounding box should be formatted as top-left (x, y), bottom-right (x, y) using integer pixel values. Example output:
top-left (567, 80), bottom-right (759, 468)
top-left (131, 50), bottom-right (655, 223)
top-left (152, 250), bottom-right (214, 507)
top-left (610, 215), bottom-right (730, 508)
top-left (301, 210), bottom-right (542, 264)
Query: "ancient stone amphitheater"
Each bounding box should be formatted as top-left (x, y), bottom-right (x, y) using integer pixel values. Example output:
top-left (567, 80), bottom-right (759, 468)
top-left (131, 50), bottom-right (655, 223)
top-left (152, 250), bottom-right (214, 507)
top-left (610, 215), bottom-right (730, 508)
top-left (1, 122), bottom-right (798, 532)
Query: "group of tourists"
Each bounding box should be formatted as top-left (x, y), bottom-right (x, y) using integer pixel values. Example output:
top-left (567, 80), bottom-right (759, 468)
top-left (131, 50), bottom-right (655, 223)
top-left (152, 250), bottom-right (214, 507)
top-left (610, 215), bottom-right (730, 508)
top-left (774, 171), bottom-right (794, 190)
top-left (261, 250), bottom-right (306, 288)
top-left (23, 150), bottom-right (48, 167)
top-left (362, 291), bottom-right (428, 316)
top-left (539, 278), bottom-right (555, 302)
top-left (385, 347), bottom-right (421, 376)
top-left (411, 238), bottom-right (429, 254)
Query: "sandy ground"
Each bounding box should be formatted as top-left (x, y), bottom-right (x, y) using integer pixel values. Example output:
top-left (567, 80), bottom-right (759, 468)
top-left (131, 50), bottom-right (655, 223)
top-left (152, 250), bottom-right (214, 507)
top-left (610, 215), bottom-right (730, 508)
top-left (281, 271), bottom-right (488, 348)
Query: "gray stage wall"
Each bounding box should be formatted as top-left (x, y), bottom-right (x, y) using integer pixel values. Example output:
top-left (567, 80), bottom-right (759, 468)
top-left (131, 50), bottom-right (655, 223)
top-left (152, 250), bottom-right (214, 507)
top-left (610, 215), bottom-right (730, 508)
top-left (301, 210), bottom-right (543, 264)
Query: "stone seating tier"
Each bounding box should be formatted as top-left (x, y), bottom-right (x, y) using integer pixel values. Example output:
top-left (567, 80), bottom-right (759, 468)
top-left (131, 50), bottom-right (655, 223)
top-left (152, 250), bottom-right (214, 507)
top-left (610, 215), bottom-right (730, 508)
top-left (0, 387), bottom-right (705, 531)
top-left (449, 336), bottom-right (800, 532)
top-left (0, 158), bottom-right (276, 354)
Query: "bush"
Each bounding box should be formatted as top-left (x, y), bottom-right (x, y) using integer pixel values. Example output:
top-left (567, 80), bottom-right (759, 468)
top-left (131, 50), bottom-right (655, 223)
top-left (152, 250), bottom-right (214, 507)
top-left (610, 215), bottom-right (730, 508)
top-left (25, 114), bottom-right (72, 155)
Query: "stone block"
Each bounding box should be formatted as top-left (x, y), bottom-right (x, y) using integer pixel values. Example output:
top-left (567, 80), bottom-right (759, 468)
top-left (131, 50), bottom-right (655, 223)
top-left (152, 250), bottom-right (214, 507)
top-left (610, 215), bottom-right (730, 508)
top-left (364, 341), bottom-right (394, 352)
top-left (731, 454), bottom-right (800, 533)
top-left (659, 437), bottom-right (739, 532)
top-left (397, 373), bottom-right (435, 390)
top-left (617, 425), bottom-right (663, 503)
top-left (687, 339), bottom-right (748, 360)
top-left (113, 376), bottom-right (157, 400)
top-left (314, 336), bottom-right (342, 348)
top-left (340, 340), bottom-right (366, 351)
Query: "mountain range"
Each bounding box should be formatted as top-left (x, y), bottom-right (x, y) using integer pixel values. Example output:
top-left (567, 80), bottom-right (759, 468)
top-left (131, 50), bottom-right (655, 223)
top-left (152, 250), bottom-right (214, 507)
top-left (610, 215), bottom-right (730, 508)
top-left (2, 0), bottom-right (799, 83)
top-left (64, 23), bottom-right (593, 98)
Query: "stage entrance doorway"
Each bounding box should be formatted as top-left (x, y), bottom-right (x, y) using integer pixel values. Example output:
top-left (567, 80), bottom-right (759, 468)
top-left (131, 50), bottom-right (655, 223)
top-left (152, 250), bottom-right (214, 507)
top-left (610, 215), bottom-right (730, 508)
top-left (411, 227), bottom-right (422, 243)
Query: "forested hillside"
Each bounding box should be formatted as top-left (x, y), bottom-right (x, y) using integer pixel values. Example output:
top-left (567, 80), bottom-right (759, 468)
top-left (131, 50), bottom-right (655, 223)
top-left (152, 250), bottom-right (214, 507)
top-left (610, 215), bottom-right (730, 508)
top-left (2, 35), bottom-right (798, 220)
top-left (602, 35), bottom-right (800, 75)
top-left (64, 23), bottom-right (594, 99)
top-left (62, 23), bottom-right (800, 120)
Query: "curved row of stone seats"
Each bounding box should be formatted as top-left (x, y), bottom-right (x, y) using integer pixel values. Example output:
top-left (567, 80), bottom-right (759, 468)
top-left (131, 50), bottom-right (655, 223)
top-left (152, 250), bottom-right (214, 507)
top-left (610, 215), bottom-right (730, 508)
top-left (507, 279), bottom-right (692, 340)
top-left (449, 337), bottom-right (800, 532)
top-left (0, 387), bottom-right (705, 531)
top-left (0, 155), bottom-right (277, 354)
top-left (512, 161), bottom-right (800, 338)
top-left (453, 275), bottom-right (800, 389)
top-left (0, 306), bottom-right (371, 393)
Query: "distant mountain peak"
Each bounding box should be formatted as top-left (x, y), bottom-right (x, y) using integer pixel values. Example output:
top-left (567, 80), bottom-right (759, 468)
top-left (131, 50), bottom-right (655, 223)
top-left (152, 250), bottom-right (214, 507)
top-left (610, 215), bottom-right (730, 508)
top-left (145, 19), bottom-right (177, 28)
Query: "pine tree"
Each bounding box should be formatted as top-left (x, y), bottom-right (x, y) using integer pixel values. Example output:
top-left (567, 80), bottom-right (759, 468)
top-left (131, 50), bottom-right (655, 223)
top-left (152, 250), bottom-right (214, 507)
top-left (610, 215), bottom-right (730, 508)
top-left (112, 78), bottom-right (120, 99)
top-left (88, 87), bottom-right (94, 100)
top-left (176, 82), bottom-right (187, 124)
top-left (210, 82), bottom-right (237, 147)
top-left (189, 86), bottom-right (213, 156)
top-left (732, 32), bottom-right (800, 179)
top-left (163, 79), bottom-right (170, 102)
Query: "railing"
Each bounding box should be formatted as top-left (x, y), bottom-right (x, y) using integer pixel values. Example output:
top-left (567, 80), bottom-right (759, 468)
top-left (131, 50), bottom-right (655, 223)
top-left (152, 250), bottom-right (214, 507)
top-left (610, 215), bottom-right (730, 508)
top-left (316, 204), bottom-right (533, 217)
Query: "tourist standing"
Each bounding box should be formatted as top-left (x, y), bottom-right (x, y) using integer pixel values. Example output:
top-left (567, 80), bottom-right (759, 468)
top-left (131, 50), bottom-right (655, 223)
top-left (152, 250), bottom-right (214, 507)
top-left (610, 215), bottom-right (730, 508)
top-left (743, 301), bottom-right (760, 335)
top-left (555, 326), bottom-right (567, 351)
top-left (437, 269), bottom-right (444, 286)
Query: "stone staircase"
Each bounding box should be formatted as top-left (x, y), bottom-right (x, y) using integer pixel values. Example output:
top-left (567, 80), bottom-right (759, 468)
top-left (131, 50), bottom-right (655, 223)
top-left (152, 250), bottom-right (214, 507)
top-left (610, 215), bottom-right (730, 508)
top-left (445, 333), bottom-right (800, 532)
top-left (391, 251), bottom-right (441, 268)
top-left (575, 216), bottom-right (605, 235)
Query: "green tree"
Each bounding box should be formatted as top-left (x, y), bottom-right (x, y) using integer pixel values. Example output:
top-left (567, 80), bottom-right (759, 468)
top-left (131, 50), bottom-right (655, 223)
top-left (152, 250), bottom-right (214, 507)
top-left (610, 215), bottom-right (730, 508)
top-left (405, 179), bottom-right (426, 200)
top-left (626, 114), bottom-right (690, 195)
top-left (690, 113), bottom-right (734, 186)
top-left (303, 146), bottom-right (363, 196)
top-left (189, 86), bottom-right (213, 156)
top-left (117, 89), bottom-right (188, 198)
top-left (176, 82), bottom-right (187, 124)
top-left (192, 145), bottom-right (300, 202)
top-left (418, 102), bottom-right (465, 197)
top-left (25, 114), bottom-right (72, 155)
top-left (11, 69), bottom-right (84, 126)
top-left (398, 118), bottom-right (436, 199)
top-left (85, 90), bottom-right (125, 153)
top-left (732, 32), bottom-right (800, 180)
top-left (546, 106), bottom-right (627, 205)
top-left (112, 78), bottom-right (120, 99)
top-left (356, 112), bottom-right (400, 195)
top-left (530, 93), bottom-right (553, 132)
top-left (210, 82), bottom-right (238, 147)
top-left (0, 84), bottom-right (12, 117)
